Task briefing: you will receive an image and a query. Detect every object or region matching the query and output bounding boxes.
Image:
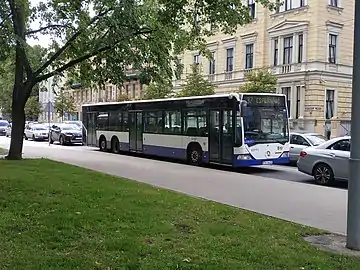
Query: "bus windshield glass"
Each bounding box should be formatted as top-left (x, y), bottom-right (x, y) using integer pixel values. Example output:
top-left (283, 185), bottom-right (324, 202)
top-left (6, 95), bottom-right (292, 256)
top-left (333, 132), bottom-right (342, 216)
top-left (241, 95), bottom-right (289, 145)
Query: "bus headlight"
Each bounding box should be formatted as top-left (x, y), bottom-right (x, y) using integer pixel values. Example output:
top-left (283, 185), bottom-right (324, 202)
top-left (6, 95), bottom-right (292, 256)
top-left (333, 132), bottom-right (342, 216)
top-left (237, 154), bottom-right (253, 160)
top-left (281, 152), bottom-right (289, 157)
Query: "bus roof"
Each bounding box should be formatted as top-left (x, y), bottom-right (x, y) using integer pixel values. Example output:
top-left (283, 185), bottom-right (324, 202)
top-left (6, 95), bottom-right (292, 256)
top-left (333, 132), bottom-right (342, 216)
top-left (82, 92), bottom-right (286, 107)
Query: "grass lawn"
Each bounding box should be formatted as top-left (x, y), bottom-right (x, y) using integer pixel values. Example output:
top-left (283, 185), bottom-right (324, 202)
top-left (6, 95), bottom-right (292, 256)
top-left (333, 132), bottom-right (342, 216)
top-left (0, 159), bottom-right (359, 269)
top-left (0, 147), bottom-right (7, 155)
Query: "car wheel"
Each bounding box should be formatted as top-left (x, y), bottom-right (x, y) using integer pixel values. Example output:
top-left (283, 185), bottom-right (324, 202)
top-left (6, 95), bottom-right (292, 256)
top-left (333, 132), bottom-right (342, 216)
top-left (32, 135), bottom-right (36, 141)
top-left (24, 134), bottom-right (28, 140)
top-left (59, 135), bottom-right (65, 146)
top-left (313, 163), bottom-right (334, 186)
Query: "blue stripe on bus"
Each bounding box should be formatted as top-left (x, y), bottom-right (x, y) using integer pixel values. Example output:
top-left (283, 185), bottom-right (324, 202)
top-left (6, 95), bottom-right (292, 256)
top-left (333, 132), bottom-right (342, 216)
top-left (142, 144), bottom-right (209, 163)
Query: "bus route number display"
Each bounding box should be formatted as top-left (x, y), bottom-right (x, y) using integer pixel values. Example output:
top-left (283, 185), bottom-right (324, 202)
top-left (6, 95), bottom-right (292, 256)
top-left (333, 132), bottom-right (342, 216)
top-left (243, 95), bottom-right (285, 106)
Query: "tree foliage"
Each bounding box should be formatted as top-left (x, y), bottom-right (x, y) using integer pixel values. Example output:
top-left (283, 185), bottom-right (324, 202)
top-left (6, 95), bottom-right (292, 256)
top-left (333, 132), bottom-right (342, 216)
top-left (1, 0), bottom-right (277, 159)
top-left (143, 81), bottom-right (173, 100)
top-left (54, 90), bottom-right (76, 119)
top-left (0, 46), bottom-right (44, 119)
top-left (177, 64), bottom-right (215, 97)
top-left (238, 69), bottom-right (277, 93)
top-left (24, 96), bottom-right (43, 121)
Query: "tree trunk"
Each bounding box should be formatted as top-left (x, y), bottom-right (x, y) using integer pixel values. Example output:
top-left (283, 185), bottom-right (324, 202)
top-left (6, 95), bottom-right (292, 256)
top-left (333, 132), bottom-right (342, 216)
top-left (7, 99), bottom-right (26, 160)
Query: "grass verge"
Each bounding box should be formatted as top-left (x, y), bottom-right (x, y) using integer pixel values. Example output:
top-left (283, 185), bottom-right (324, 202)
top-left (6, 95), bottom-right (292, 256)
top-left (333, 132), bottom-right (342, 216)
top-left (0, 147), bottom-right (7, 155)
top-left (0, 159), bottom-right (358, 269)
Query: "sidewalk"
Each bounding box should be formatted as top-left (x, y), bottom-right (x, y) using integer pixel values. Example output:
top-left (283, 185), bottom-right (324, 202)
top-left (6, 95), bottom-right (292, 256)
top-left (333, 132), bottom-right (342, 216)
top-left (0, 139), bottom-right (348, 234)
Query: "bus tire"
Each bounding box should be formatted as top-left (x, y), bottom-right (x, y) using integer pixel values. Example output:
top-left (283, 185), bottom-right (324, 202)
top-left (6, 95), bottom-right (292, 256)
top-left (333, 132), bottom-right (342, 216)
top-left (111, 137), bottom-right (120, 154)
top-left (99, 136), bottom-right (107, 151)
top-left (187, 143), bottom-right (202, 166)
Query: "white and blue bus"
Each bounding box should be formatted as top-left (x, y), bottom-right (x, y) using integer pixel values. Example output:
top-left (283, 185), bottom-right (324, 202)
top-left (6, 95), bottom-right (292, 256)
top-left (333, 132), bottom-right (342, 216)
top-left (82, 93), bottom-right (290, 167)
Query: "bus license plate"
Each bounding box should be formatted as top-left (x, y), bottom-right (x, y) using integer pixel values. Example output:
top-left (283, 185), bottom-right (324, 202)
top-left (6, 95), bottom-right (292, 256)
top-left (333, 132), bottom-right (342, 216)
top-left (262, 161), bottom-right (273, 165)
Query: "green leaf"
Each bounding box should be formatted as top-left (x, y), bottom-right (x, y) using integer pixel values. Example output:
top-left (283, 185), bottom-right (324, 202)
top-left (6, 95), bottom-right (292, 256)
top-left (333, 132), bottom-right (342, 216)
top-left (238, 69), bottom-right (277, 93)
top-left (177, 63), bottom-right (215, 97)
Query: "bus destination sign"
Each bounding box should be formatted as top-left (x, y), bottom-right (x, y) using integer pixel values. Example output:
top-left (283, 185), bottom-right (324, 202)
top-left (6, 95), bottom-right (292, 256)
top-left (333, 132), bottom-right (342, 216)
top-left (242, 95), bottom-right (285, 106)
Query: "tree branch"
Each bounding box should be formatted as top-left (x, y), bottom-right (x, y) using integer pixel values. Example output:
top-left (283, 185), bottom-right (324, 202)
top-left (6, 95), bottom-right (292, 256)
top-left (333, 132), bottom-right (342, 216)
top-left (35, 28), bottom-right (154, 83)
top-left (33, 8), bottom-right (113, 78)
top-left (0, 12), bottom-right (11, 28)
top-left (26, 23), bottom-right (71, 35)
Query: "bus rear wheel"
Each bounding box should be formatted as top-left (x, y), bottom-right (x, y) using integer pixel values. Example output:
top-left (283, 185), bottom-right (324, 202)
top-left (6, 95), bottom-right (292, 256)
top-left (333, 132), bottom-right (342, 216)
top-left (99, 137), bottom-right (107, 151)
top-left (111, 137), bottom-right (120, 154)
top-left (187, 145), bottom-right (202, 166)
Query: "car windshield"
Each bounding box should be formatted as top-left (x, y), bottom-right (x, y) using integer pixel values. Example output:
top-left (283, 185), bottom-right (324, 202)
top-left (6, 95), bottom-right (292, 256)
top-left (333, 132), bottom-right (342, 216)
top-left (60, 125), bottom-right (77, 130)
top-left (241, 96), bottom-right (289, 145)
top-left (33, 126), bottom-right (47, 130)
top-left (0, 121), bottom-right (9, 126)
top-left (305, 134), bottom-right (327, 146)
top-left (66, 121), bottom-right (82, 128)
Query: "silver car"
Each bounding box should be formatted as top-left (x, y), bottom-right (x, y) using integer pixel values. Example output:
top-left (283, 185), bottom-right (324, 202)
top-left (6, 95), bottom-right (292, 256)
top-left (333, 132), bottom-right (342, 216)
top-left (289, 132), bottom-right (328, 163)
top-left (297, 136), bottom-right (350, 185)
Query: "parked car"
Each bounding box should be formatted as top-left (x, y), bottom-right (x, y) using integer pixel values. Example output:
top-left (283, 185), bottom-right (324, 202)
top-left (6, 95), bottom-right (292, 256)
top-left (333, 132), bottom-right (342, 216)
top-left (63, 121), bottom-right (86, 144)
top-left (24, 124), bottom-right (49, 141)
top-left (297, 136), bottom-right (350, 185)
top-left (49, 123), bottom-right (83, 145)
top-left (0, 120), bottom-right (9, 136)
top-left (289, 132), bottom-right (328, 163)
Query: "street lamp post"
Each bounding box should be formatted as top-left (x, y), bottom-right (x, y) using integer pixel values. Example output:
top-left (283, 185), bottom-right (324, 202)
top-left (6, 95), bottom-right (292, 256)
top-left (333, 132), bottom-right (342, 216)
top-left (346, 0), bottom-right (360, 250)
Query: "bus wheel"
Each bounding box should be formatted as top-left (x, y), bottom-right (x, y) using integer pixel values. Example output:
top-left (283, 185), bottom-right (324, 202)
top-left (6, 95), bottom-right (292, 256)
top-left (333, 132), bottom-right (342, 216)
top-left (99, 137), bottom-right (107, 151)
top-left (187, 144), bottom-right (202, 165)
top-left (111, 137), bottom-right (120, 154)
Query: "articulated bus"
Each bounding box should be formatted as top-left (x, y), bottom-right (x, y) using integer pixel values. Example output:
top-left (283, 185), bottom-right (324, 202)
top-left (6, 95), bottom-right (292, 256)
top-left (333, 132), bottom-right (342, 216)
top-left (82, 93), bottom-right (290, 167)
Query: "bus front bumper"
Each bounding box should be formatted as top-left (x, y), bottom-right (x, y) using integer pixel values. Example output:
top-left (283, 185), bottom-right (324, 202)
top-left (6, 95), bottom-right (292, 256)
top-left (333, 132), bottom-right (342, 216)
top-left (233, 153), bottom-right (290, 167)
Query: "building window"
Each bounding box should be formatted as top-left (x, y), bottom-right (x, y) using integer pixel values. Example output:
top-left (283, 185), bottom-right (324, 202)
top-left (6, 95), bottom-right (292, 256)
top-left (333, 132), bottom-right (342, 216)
top-left (226, 48), bottom-right (234, 72)
top-left (193, 54), bottom-right (200, 65)
top-left (132, 84), bottom-right (136, 98)
top-left (274, 39), bottom-right (278, 66)
top-left (284, 0), bottom-right (292, 11)
top-left (329, 0), bottom-right (338, 7)
top-left (282, 87), bottom-right (291, 117)
top-left (247, 0), bottom-right (255, 19)
top-left (295, 86), bottom-right (301, 119)
top-left (329, 34), bottom-right (337, 64)
top-left (298, 34), bottom-right (303, 63)
top-left (325, 89), bottom-right (335, 119)
top-left (300, 0), bottom-right (305, 7)
top-left (245, 44), bottom-right (254, 69)
top-left (209, 52), bottom-right (216, 74)
top-left (283, 36), bottom-right (293, 65)
top-left (126, 84), bottom-right (129, 96)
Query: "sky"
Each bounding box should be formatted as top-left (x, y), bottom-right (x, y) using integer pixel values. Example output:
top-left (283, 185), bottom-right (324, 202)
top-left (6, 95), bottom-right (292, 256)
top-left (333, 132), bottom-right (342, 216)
top-left (28, 0), bottom-right (52, 47)
top-left (27, 0), bottom-right (95, 48)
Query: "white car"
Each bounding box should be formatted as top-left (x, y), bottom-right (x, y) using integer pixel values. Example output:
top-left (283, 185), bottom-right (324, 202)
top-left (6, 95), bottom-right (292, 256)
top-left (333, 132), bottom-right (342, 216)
top-left (24, 124), bottom-right (49, 141)
top-left (289, 132), bottom-right (328, 163)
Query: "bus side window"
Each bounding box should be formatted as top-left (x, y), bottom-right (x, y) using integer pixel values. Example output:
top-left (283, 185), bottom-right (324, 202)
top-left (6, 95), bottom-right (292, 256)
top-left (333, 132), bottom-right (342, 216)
top-left (164, 111), bottom-right (181, 135)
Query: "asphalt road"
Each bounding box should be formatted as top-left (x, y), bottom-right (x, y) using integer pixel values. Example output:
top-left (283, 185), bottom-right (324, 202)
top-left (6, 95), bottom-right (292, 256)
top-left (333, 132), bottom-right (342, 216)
top-left (0, 136), bottom-right (318, 183)
top-left (0, 136), bottom-right (349, 234)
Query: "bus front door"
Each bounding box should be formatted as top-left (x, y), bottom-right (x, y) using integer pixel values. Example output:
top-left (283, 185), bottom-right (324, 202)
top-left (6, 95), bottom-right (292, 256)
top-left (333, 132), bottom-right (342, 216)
top-left (129, 111), bottom-right (143, 152)
top-left (209, 109), bottom-right (233, 164)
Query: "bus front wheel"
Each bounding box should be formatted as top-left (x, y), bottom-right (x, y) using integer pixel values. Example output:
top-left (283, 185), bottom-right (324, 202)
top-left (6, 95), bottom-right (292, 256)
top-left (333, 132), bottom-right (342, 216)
top-left (187, 144), bottom-right (202, 166)
top-left (99, 136), bottom-right (107, 151)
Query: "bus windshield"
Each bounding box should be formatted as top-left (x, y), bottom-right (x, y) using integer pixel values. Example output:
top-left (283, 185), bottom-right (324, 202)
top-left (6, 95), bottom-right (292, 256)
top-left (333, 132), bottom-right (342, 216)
top-left (241, 95), bottom-right (289, 145)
